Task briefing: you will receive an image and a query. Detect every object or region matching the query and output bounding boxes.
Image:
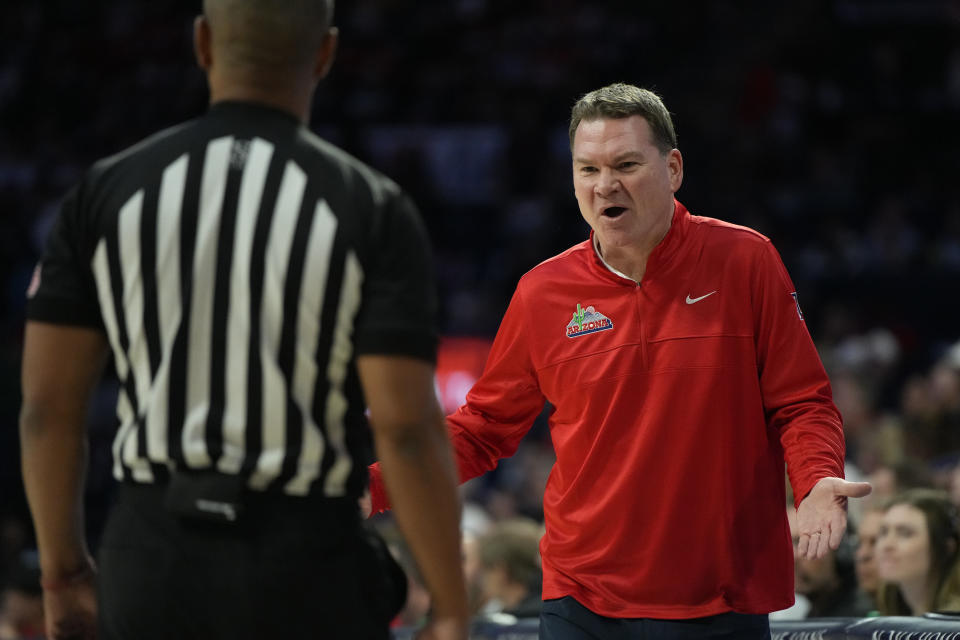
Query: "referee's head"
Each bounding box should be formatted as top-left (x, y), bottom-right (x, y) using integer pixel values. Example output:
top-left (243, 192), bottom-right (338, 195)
top-left (194, 0), bottom-right (338, 118)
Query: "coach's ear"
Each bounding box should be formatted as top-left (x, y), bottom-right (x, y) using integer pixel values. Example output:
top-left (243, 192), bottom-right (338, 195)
top-left (194, 15), bottom-right (213, 71)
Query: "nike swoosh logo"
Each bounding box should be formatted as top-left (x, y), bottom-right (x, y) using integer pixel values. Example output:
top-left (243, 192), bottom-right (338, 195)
top-left (685, 291), bottom-right (717, 304)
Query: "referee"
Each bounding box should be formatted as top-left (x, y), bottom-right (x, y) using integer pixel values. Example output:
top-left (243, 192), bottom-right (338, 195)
top-left (19, 2), bottom-right (468, 639)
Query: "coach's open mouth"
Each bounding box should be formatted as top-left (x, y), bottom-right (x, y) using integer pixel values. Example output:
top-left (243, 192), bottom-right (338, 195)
top-left (601, 206), bottom-right (626, 218)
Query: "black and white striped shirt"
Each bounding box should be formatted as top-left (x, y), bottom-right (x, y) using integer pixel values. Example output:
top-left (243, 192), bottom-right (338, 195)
top-left (27, 101), bottom-right (438, 499)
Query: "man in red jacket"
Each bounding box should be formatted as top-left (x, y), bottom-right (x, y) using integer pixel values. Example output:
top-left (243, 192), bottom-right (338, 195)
top-left (371, 83), bottom-right (872, 639)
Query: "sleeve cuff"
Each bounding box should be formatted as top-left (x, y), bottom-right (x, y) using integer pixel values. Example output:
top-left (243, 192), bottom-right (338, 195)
top-left (26, 296), bottom-right (103, 330)
top-left (355, 329), bottom-right (437, 364)
top-left (793, 468), bottom-right (843, 511)
top-left (368, 462), bottom-right (391, 515)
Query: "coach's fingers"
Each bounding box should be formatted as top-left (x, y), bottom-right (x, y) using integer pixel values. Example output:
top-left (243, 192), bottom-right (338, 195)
top-left (797, 531), bottom-right (811, 559)
top-left (816, 525), bottom-right (832, 559)
top-left (827, 510), bottom-right (847, 551)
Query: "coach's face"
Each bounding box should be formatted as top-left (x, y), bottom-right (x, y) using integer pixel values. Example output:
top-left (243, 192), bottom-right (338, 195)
top-left (572, 115), bottom-right (682, 256)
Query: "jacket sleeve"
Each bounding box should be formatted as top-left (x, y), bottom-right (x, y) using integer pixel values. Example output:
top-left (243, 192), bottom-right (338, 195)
top-left (753, 241), bottom-right (845, 509)
top-left (369, 282), bottom-right (546, 514)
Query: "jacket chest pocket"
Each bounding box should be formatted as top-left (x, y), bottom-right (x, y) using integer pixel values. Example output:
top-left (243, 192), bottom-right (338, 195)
top-left (642, 291), bottom-right (755, 372)
top-left (536, 342), bottom-right (646, 402)
top-left (646, 333), bottom-right (755, 373)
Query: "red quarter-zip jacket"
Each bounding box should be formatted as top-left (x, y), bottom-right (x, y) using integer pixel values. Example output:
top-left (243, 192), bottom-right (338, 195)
top-left (370, 200), bottom-right (844, 618)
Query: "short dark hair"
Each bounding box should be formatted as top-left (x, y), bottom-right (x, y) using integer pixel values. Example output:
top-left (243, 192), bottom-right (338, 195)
top-left (568, 83), bottom-right (677, 154)
top-left (203, 0), bottom-right (335, 70)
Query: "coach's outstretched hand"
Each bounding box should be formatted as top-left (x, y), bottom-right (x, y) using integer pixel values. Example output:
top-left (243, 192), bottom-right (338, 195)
top-left (796, 476), bottom-right (872, 560)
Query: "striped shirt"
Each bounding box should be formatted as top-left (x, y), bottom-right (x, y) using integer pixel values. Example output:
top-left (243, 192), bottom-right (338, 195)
top-left (26, 101), bottom-right (438, 499)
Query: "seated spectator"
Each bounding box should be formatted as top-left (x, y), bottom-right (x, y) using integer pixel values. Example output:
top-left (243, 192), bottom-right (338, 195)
top-left (950, 463), bottom-right (960, 509)
top-left (0, 550), bottom-right (44, 640)
top-left (877, 489), bottom-right (960, 615)
top-left (868, 459), bottom-right (934, 502)
top-left (376, 502), bottom-right (495, 628)
top-left (854, 502), bottom-right (886, 613)
top-left (928, 355), bottom-right (960, 459)
top-left (460, 501), bottom-right (493, 617)
top-left (462, 528), bottom-right (487, 617)
top-left (384, 539), bottom-right (431, 630)
top-left (780, 507), bottom-right (872, 618)
top-left (476, 518), bottom-right (543, 619)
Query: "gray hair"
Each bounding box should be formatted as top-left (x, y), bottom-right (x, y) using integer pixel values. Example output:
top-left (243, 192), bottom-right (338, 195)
top-left (568, 83), bottom-right (677, 153)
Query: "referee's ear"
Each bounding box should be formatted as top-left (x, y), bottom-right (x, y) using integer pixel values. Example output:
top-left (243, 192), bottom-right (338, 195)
top-left (313, 27), bottom-right (338, 81)
top-left (194, 15), bottom-right (213, 72)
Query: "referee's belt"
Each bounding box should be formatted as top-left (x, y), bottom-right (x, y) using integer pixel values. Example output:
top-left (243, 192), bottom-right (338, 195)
top-left (118, 472), bottom-right (359, 526)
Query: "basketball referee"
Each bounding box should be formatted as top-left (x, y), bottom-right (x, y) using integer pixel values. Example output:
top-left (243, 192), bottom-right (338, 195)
top-left (19, 2), bottom-right (468, 639)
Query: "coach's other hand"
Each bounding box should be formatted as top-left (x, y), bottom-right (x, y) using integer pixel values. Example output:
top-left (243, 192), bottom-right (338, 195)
top-left (796, 476), bottom-right (872, 561)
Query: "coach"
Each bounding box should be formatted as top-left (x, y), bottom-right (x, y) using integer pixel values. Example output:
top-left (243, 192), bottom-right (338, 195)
top-left (369, 83), bottom-right (873, 639)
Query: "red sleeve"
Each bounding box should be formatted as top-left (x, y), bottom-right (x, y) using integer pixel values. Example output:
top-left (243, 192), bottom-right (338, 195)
top-left (753, 241), bottom-right (845, 509)
top-left (368, 283), bottom-right (546, 514)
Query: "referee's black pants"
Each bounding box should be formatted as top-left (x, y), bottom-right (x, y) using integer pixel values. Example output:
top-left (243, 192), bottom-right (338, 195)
top-left (97, 482), bottom-right (405, 640)
top-left (540, 596), bottom-right (771, 640)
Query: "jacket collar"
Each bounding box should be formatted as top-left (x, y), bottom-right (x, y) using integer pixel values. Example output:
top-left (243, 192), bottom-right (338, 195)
top-left (588, 199), bottom-right (692, 285)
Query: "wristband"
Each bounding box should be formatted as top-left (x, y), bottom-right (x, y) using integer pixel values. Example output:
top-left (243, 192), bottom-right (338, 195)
top-left (41, 563), bottom-right (95, 591)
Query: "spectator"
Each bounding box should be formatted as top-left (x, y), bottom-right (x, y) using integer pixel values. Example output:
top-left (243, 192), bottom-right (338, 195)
top-left (383, 537), bottom-right (430, 630)
top-left (476, 518), bottom-right (543, 620)
top-left (786, 508), bottom-right (872, 618)
top-left (868, 460), bottom-right (935, 502)
top-left (899, 374), bottom-right (941, 462)
top-left (0, 518), bottom-right (28, 597)
top-left (462, 528), bottom-right (487, 618)
top-left (0, 550), bottom-right (44, 640)
top-left (928, 353), bottom-right (960, 460)
top-left (854, 502), bottom-right (886, 614)
top-left (950, 465), bottom-right (960, 509)
top-left (877, 489), bottom-right (960, 615)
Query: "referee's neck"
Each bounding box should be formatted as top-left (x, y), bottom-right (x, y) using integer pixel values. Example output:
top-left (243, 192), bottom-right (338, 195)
top-left (207, 73), bottom-right (314, 124)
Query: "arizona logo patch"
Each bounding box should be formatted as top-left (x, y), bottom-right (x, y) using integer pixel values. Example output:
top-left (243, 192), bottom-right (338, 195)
top-left (566, 303), bottom-right (614, 338)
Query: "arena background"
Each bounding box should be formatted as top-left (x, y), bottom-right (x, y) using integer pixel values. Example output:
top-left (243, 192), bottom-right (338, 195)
top-left (1, 0), bottom-right (959, 623)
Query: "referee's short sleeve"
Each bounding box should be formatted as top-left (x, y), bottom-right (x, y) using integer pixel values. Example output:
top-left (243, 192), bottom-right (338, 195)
top-left (353, 191), bottom-right (438, 363)
top-left (26, 184), bottom-right (104, 330)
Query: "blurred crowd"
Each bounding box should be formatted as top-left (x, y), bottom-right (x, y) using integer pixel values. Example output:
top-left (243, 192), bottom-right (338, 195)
top-left (2, 0), bottom-right (960, 635)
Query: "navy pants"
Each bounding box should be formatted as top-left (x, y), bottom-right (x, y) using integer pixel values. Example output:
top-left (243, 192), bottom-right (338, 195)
top-left (97, 482), bottom-right (405, 640)
top-left (540, 596), bottom-right (771, 640)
